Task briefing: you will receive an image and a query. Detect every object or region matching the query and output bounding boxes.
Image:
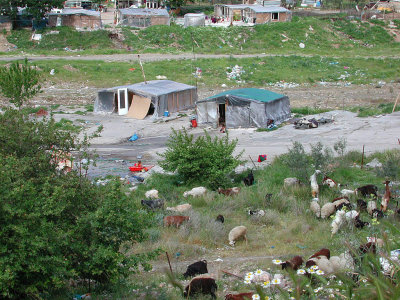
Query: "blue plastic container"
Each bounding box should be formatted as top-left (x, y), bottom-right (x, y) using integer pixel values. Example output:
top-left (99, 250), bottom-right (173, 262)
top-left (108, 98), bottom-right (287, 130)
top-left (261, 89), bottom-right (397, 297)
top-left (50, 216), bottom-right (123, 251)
top-left (164, 111), bottom-right (170, 117)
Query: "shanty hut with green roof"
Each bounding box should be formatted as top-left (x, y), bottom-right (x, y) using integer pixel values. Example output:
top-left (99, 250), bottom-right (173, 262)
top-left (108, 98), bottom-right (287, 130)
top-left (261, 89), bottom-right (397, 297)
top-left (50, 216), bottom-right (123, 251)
top-left (196, 88), bottom-right (290, 128)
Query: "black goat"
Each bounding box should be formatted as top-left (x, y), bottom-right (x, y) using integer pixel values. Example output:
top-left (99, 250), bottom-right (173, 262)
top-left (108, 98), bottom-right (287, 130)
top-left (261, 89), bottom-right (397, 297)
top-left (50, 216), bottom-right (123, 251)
top-left (357, 199), bottom-right (367, 212)
top-left (336, 202), bottom-right (352, 211)
top-left (354, 216), bottom-right (369, 228)
top-left (184, 277), bottom-right (217, 299)
top-left (243, 171), bottom-right (254, 187)
top-left (183, 260), bottom-right (208, 278)
top-left (356, 185), bottom-right (378, 198)
top-left (372, 209), bottom-right (384, 219)
top-left (140, 199), bottom-right (164, 210)
top-left (216, 215), bottom-right (225, 223)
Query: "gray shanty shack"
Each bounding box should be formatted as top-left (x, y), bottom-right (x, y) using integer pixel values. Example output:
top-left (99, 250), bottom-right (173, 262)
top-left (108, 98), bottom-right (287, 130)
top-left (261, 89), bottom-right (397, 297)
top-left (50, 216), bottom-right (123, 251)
top-left (94, 80), bottom-right (197, 119)
top-left (48, 9), bottom-right (101, 29)
top-left (118, 8), bottom-right (170, 27)
top-left (196, 88), bottom-right (290, 128)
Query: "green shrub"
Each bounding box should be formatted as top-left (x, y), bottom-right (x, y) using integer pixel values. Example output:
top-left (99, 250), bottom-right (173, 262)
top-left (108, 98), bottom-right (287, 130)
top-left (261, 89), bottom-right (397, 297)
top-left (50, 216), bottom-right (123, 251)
top-left (282, 141), bottom-right (311, 183)
top-left (310, 141), bottom-right (333, 170)
top-left (159, 128), bottom-right (243, 189)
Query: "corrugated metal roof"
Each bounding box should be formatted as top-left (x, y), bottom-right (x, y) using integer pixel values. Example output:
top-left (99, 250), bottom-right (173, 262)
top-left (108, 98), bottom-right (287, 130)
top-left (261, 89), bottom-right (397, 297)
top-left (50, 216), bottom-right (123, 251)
top-left (102, 80), bottom-right (196, 97)
top-left (48, 8), bottom-right (100, 17)
top-left (119, 8), bottom-right (169, 16)
top-left (202, 88), bottom-right (287, 103)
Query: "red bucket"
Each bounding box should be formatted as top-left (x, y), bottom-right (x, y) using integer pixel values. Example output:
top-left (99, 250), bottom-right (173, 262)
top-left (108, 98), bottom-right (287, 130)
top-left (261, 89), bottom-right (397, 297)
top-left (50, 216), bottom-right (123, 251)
top-left (191, 119), bottom-right (197, 128)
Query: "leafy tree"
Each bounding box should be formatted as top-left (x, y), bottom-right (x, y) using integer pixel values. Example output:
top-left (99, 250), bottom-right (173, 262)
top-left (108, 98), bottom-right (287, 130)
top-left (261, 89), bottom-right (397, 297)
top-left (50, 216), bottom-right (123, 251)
top-left (0, 59), bottom-right (42, 109)
top-left (0, 110), bottom-right (159, 298)
top-left (0, 0), bottom-right (63, 20)
top-left (159, 128), bottom-right (243, 189)
top-left (165, 0), bottom-right (187, 8)
top-left (283, 141), bottom-right (311, 183)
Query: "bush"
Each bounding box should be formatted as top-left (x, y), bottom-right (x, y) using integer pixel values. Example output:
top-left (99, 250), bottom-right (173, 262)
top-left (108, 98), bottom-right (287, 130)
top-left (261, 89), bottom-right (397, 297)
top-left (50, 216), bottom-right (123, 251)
top-left (310, 141), bottom-right (333, 170)
top-left (282, 141), bottom-right (311, 183)
top-left (159, 128), bottom-right (243, 189)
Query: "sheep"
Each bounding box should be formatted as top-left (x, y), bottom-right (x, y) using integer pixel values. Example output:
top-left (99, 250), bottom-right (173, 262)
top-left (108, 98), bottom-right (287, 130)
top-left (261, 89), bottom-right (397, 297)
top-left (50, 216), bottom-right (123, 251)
top-left (310, 198), bottom-right (321, 218)
top-left (354, 215), bottom-right (369, 228)
top-left (166, 203), bottom-right (192, 213)
top-left (248, 209), bottom-right (265, 217)
top-left (183, 260), bottom-right (208, 278)
top-left (183, 187), bottom-right (207, 198)
top-left (322, 175), bottom-right (337, 188)
top-left (141, 198), bottom-right (164, 210)
top-left (335, 202), bottom-right (352, 211)
top-left (381, 180), bottom-right (391, 212)
top-left (332, 198), bottom-right (351, 211)
top-left (367, 201), bottom-right (377, 215)
top-left (145, 189), bottom-right (159, 199)
top-left (330, 251), bottom-right (355, 273)
top-left (341, 189), bottom-right (356, 197)
top-left (331, 210), bottom-right (346, 235)
top-left (308, 256), bottom-right (335, 275)
top-left (321, 202), bottom-right (336, 219)
top-left (310, 170), bottom-right (322, 198)
top-left (163, 216), bottom-right (190, 228)
top-left (216, 214), bottom-right (225, 223)
top-left (184, 276), bottom-right (217, 299)
top-left (331, 196), bottom-right (349, 203)
top-left (355, 184), bottom-right (378, 198)
top-left (281, 255), bottom-right (304, 271)
top-left (225, 293), bottom-right (254, 300)
top-left (229, 226), bottom-right (247, 246)
top-left (243, 171), bottom-right (254, 186)
top-left (218, 187), bottom-right (241, 196)
top-left (345, 210), bottom-right (359, 221)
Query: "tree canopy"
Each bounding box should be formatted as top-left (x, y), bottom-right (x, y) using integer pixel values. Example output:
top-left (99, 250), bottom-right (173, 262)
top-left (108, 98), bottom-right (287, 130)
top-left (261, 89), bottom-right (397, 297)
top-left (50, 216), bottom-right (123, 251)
top-left (0, 0), bottom-right (63, 20)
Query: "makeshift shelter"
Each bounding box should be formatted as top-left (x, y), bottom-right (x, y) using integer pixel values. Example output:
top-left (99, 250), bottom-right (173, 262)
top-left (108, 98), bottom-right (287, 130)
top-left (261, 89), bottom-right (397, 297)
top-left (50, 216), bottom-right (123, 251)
top-left (196, 88), bottom-right (290, 128)
top-left (48, 9), bottom-right (101, 29)
top-left (214, 4), bottom-right (291, 23)
top-left (118, 8), bottom-right (170, 27)
top-left (184, 13), bottom-right (206, 27)
top-left (94, 80), bottom-right (197, 119)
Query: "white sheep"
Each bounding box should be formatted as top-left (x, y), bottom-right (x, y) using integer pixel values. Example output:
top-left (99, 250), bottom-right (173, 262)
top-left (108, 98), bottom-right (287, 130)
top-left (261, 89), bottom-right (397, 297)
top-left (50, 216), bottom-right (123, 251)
top-left (310, 198), bottom-right (321, 218)
top-left (228, 225), bottom-right (247, 246)
top-left (183, 187), bottom-right (207, 198)
top-left (145, 189), bottom-right (159, 199)
top-left (332, 198), bottom-right (350, 208)
top-left (310, 256), bottom-right (335, 275)
top-left (331, 210), bottom-right (346, 235)
top-left (310, 170), bottom-right (321, 198)
top-left (166, 203), bottom-right (192, 213)
top-left (321, 202), bottom-right (336, 219)
top-left (340, 189), bottom-right (355, 197)
top-left (367, 201), bottom-right (377, 216)
top-left (345, 210), bottom-right (359, 221)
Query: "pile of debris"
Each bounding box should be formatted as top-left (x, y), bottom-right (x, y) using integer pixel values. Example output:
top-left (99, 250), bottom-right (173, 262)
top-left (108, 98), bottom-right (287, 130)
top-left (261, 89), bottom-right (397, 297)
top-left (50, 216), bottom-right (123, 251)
top-left (226, 65), bottom-right (244, 82)
top-left (293, 117), bottom-right (334, 129)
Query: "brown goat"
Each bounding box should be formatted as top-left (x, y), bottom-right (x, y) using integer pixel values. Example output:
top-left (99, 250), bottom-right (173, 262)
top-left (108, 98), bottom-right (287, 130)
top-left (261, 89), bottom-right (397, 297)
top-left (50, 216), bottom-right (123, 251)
top-left (225, 292), bottom-right (254, 300)
top-left (281, 255), bottom-right (304, 271)
top-left (218, 187), bottom-right (241, 196)
top-left (381, 181), bottom-right (391, 212)
top-left (309, 248), bottom-right (331, 260)
top-left (163, 216), bottom-right (190, 228)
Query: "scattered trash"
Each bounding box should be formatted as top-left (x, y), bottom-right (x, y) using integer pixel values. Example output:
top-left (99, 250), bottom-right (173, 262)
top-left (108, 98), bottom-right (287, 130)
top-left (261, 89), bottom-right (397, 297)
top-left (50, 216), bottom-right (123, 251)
top-left (309, 25), bottom-right (314, 31)
top-left (221, 83), bottom-right (227, 88)
top-left (190, 116), bottom-right (197, 128)
top-left (299, 43), bottom-right (305, 49)
top-left (32, 34), bottom-right (42, 41)
top-left (366, 158), bottom-right (382, 168)
top-left (129, 133), bottom-right (139, 141)
top-left (226, 65), bottom-right (244, 82)
top-left (73, 293), bottom-right (91, 300)
top-left (156, 75), bottom-right (167, 80)
top-left (129, 68), bottom-right (136, 71)
top-left (294, 117), bottom-right (333, 129)
top-left (343, 66), bottom-right (349, 69)
top-left (193, 67), bottom-right (202, 78)
top-left (258, 155), bottom-right (267, 162)
top-left (164, 111), bottom-right (170, 117)
top-left (50, 69), bottom-right (55, 75)
top-left (296, 244), bottom-right (307, 249)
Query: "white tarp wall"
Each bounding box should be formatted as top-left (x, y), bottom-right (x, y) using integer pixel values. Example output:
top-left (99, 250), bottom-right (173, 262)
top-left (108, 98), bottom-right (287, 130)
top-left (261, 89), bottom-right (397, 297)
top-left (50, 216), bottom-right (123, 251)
top-left (184, 13), bottom-right (206, 27)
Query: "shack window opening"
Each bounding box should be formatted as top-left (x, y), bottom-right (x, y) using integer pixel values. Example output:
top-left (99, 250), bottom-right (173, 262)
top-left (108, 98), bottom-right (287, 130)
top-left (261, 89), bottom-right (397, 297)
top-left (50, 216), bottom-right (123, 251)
top-left (272, 12), bottom-right (279, 20)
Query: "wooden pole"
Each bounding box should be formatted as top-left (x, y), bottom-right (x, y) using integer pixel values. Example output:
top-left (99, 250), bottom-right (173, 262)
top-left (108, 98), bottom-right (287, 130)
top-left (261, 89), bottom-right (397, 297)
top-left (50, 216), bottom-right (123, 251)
top-left (392, 91), bottom-right (400, 113)
top-left (361, 145), bottom-right (365, 169)
top-left (249, 155), bottom-right (257, 169)
top-left (165, 251), bottom-right (173, 274)
top-left (138, 55), bottom-right (147, 84)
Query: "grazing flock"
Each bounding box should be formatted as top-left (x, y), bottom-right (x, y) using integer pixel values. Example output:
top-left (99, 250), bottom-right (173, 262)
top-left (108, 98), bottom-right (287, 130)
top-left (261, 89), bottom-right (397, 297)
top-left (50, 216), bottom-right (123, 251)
top-left (138, 167), bottom-right (399, 299)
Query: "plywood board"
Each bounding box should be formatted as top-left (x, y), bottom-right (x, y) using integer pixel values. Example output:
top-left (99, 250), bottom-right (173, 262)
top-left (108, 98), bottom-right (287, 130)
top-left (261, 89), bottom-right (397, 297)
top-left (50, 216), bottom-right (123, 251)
top-left (126, 94), bottom-right (151, 119)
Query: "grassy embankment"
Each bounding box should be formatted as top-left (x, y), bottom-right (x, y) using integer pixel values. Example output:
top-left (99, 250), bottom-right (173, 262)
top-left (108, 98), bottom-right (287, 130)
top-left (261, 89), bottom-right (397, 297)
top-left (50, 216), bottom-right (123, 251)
top-left (3, 16), bottom-right (400, 56)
